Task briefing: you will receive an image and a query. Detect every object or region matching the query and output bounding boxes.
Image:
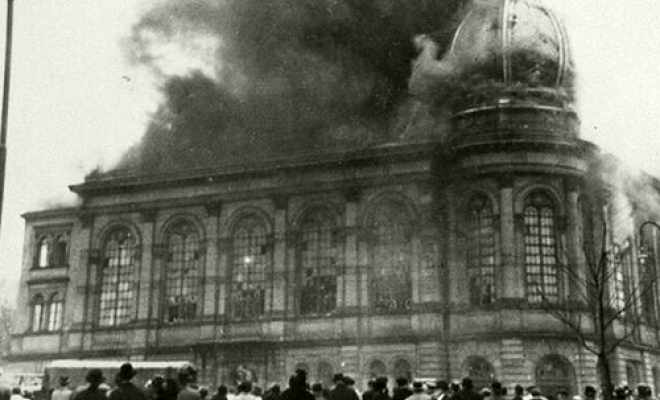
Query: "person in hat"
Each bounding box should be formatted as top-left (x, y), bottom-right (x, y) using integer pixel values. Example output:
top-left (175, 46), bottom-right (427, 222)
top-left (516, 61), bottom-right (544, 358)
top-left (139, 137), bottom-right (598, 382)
top-left (371, 378), bottom-right (390, 400)
top-left (430, 381), bottom-right (449, 400)
top-left (449, 378), bottom-right (481, 400)
top-left (177, 364), bottom-right (200, 400)
top-left (73, 370), bottom-right (107, 400)
top-left (406, 382), bottom-right (432, 400)
top-left (583, 386), bottom-right (597, 400)
top-left (392, 378), bottom-right (412, 400)
top-left (109, 363), bottom-right (146, 400)
top-left (280, 370), bottom-right (314, 400)
top-left (51, 377), bottom-right (73, 400)
top-left (489, 382), bottom-right (506, 400)
top-left (330, 374), bottom-right (359, 400)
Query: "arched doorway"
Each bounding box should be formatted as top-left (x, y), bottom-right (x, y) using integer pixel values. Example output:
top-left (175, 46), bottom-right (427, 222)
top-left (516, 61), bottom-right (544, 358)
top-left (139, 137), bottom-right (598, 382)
top-left (535, 355), bottom-right (576, 396)
top-left (394, 359), bottom-right (413, 382)
top-left (464, 356), bottom-right (495, 390)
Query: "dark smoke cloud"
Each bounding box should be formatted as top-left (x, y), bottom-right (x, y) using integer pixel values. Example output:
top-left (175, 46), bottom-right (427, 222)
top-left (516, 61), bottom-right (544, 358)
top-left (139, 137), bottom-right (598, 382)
top-left (113, 0), bottom-right (465, 173)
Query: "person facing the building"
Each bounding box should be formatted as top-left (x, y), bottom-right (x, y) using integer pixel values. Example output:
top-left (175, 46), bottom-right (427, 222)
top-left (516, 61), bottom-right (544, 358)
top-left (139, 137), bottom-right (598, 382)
top-left (406, 383), bottom-right (431, 400)
top-left (234, 382), bottom-right (258, 400)
top-left (280, 370), bottom-right (314, 400)
top-left (73, 370), bottom-right (106, 400)
top-left (109, 363), bottom-right (147, 400)
top-left (449, 379), bottom-right (481, 400)
top-left (176, 364), bottom-right (200, 400)
top-left (583, 387), bottom-right (597, 400)
top-left (371, 378), bottom-right (390, 400)
top-left (430, 381), bottom-right (449, 400)
top-left (392, 378), bottom-right (412, 400)
top-left (51, 377), bottom-right (72, 400)
top-left (330, 375), bottom-right (358, 400)
top-left (488, 382), bottom-right (506, 400)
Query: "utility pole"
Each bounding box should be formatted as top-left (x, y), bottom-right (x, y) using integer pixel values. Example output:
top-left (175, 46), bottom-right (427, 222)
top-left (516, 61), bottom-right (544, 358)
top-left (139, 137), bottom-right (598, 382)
top-left (0, 0), bottom-right (15, 236)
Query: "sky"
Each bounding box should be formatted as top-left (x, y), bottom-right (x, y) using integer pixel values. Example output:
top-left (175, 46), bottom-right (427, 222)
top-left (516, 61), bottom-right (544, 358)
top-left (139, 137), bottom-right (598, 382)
top-left (0, 0), bottom-right (659, 307)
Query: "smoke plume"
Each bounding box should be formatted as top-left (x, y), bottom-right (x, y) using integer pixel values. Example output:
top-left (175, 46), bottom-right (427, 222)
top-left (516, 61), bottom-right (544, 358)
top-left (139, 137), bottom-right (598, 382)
top-left (112, 0), bottom-right (466, 173)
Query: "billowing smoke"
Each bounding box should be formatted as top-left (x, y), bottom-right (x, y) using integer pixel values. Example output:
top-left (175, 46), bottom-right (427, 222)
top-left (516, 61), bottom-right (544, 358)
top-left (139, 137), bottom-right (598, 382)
top-left (112, 0), bottom-right (466, 173)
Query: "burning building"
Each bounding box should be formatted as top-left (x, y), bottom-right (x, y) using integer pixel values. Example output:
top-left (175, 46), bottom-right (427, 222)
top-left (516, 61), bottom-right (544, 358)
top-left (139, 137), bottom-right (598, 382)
top-left (9, 0), bottom-right (660, 395)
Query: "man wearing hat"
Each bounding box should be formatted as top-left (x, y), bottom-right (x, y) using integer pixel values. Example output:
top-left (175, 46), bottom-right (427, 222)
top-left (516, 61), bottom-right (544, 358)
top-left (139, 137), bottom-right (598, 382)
top-left (407, 382), bottom-right (432, 400)
top-left (74, 370), bottom-right (107, 400)
top-left (51, 377), bottom-right (72, 400)
top-left (330, 374), bottom-right (359, 400)
top-left (109, 363), bottom-right (146, 400)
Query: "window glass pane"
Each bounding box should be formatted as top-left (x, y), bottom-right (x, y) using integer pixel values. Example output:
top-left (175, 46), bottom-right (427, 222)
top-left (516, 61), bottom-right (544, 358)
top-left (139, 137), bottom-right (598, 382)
top-left (369, 201), bottom-right (412, 312)
top-left (299, 211), bottom-right (337, 316)
top-left (524, 193), bottom-right (559, 303)
top-left (467, 195), bottom-right (496, 306)
top-left (231, 217), bottom-right (269, 319)
top-left (99, 229), bottom-right (135, 326)
top-left (165, 222), bottom-right (199, 323)
top-left (38, 239), bottom-right (49, 268)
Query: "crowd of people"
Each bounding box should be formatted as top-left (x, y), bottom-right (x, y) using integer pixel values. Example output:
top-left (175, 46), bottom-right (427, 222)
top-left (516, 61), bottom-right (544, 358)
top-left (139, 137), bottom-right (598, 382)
top-left (0, 365), bottom-right (656, 400)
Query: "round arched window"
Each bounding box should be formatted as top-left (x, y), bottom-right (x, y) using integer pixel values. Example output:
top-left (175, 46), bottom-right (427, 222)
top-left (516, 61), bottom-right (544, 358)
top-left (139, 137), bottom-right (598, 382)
top-left (535, 355), bottom-right (576, 396)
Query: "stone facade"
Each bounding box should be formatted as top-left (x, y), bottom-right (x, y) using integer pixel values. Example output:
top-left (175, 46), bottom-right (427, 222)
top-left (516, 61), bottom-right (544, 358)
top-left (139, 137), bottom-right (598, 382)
top-left (9, 0), bottom-right (660, 396)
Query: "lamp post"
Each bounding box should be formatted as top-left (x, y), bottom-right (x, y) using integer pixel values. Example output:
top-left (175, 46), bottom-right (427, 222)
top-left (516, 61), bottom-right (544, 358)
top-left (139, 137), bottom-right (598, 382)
top-left (0, 0), bottom-right (15, 236)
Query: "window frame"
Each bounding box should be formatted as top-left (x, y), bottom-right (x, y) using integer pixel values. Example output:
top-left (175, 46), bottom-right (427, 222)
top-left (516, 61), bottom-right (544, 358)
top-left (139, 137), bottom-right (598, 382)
top-left (98, 228), bottom-right (137, 327)
top-left (523, 191), bottom-right (561, 304)
top-left (465, 194), bottom-right (497, 306)
top-left (163, 220), bottom-right (201, 324)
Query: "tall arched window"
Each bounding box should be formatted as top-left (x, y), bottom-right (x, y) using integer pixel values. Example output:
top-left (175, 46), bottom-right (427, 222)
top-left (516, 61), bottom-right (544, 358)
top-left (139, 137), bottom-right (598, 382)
top-left (31, 295), bottom-right (45, 332)
top-left (298, 210), bottom-right (337, 316)
top-left (524, 191), bottom-right (559, 303)
top-left (99, 228), bottom-right (136, 327)
top-left (369, 200), bottom-right (412, 312)
top-left (466, 194), bottom-right (496, 306)
top-left (535, 355), bottom-right (575, 396)
top-left (231, 216), bottom-right (270, 319)
top-left (47, 293), bottom-right (63, 331)
top-left (164, 221), bottom-right (200, 323)
top-left (369, 359), bottom-right (387, 380)
top-left (393, 359), bottom-right (412, 382)
top-left (37, 237), bottom-right (50, 268)
top-left (464, 356), bottom-right (495, 390)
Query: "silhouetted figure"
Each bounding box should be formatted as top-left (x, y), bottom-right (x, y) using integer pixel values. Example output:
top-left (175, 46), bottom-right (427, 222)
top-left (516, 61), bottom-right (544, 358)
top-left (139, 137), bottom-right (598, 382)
top-left (392, 378), bottom-right (412, 400)
top-left (281, 370), bottom-right (314, 400)
top-left (331, 375), bottom-right (359, 400)
top-left (73, 370), bottom-right (107, 400)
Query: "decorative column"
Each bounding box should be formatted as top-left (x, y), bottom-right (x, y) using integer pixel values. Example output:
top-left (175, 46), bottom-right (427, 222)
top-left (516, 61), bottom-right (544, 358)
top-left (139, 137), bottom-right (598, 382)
top-left (71, 213), bottom-right (96, 352)
top-left (272, 196), bottom-right (288, 318)
top-left (343, 187), bottom-right (361, 312)
top-left (204, 202), bottom-right (222, 324)
top-left (499, 176), bottom-right (521, 300)
top-left (445, 186), bottom-right (466, 306)
top-left (564, 178), bottom-right (585, 301)
top-left (137, 209), bottom-right (157, 324)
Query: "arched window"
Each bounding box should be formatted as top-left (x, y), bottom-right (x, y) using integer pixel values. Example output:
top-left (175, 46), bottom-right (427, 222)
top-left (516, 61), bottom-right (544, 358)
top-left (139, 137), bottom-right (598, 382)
top-left (164, 221), bottom-right (200, 323)
top-left (535, 355), bottom-right (576, 396)
top-left (369, 200), bottom-right (412, 312)
top-left (298, 210), bottom-right (337, 316)
top-left (466, 194), bottom-right (496, 306)
top-left (31, 295), bottom-right (45, 332)
top-left (369, 359), bottom-right (387, 380)
top-left (231, 216), bottom-right (270, 319)
top-left (393, 359), bottom-right (412, 382)
top-left (37, 237), bottom-right (50, 268)
top-left (524, 191), bottom-right (559, 303)
top-left (99, 228), bottom-right (136, 327)
top-left (47, 293), bottom-right (63, 331)
top-left (317, 361), bottom-right (334, 388)
top-left (54, 234), bottom-right (69, 268)
top-left (464, 356), bottom-right (495, 390)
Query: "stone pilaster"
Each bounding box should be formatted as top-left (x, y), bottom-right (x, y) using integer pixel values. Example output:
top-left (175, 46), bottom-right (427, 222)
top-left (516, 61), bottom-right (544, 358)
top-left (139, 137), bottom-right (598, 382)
top-left (272, 197), bottom-right (288, 316)
top-left (499, 177), bottom-right (522, 299)
top-left (565, 178), bottom-right (585, 301)
top-left (344, 190), bottom-right (360, 311)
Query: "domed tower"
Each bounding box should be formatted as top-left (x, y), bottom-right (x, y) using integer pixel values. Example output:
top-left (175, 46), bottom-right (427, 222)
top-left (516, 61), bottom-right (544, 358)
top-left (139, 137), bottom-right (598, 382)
top-left (417, 0), bottom-right (598, 390)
